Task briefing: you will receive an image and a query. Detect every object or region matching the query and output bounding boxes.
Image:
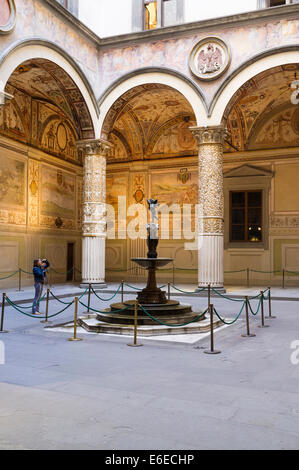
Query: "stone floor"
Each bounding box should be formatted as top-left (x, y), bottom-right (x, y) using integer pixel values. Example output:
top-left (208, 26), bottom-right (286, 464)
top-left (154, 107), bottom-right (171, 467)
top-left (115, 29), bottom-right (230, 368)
top-left (0, 283), bottom-right (299, 449)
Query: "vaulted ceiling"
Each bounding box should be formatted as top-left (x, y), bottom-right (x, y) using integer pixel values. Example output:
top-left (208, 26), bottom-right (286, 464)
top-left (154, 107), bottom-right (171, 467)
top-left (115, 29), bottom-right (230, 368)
top-left (101, 84), bottom-right (198, 163)
top-left (224, 64), bottom-right (299, 152)
top-left (0, 59), bottom-right (94, 164)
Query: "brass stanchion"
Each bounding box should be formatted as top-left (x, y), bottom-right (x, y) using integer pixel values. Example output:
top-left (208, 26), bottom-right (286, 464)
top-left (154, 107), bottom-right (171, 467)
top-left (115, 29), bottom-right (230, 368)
top-left (0, 293), bottom-right (8, 334)
top-left (87, 283), bottom-right (91, 313)
top-left (258, 291), bottom-right (269, 328)
top-left (18, 268), bottom-right (22, 292)
top-left (247, 268), bottom-right (250, 288)
top-left (128, 300), bottom-right (143, 347)
top-left (168, 282), bottom-right (171, 301)
top-left (241, 296), bottom-right (256, 338)
top-left (121, 280), bottom-right (124, 304)
top-left (208, 284), bottom-right (211, 312)
top-left (267, 287), bottom-right (276, 319)
top-left (68, 297), bottom-right (82, 342)
top-left (204, 304), bottom-right (221, 355)
top-left (41, 288), bottom-right (51, 324)
top-left (282, 268), bottom-right (285, 289)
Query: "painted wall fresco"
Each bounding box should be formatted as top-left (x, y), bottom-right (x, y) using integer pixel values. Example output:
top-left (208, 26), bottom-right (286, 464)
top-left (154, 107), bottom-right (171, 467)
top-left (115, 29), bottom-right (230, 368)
top-left (41, 166), bottom-right (76, 220)
top-left (0, 154), bottom-right (25, 208)
top-left (106, 173), bottom-right (128, 209)
top-left (151, 169), bottom-right (198, 205)
top-left (99, 17), bottom-right (299, 102)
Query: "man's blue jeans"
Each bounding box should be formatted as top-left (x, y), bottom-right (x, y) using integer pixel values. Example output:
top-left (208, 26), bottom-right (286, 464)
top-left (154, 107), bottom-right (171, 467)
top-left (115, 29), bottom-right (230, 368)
top-left (32, 282), bottom-right (43, 314)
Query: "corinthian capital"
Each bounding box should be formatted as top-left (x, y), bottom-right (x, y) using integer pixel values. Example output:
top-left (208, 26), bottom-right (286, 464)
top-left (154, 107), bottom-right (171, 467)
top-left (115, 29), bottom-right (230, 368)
top-left (189, 125), bottom-right (227, 146)
top-left (76, 138), bottom-right (114, 158)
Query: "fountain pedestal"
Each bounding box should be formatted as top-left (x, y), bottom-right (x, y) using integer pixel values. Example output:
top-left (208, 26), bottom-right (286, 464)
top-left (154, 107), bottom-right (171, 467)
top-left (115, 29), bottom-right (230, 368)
top-left (131, 257), bottom-right (172, 305)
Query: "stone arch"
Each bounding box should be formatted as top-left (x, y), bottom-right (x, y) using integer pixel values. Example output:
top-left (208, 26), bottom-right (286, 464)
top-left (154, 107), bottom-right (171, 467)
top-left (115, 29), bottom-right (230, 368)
top-left (208, 47), bottom-right (299, 126)
top-left (0, 39), bottom-right (100, 137)
top-left (98, 68), bottom-right (208, 136)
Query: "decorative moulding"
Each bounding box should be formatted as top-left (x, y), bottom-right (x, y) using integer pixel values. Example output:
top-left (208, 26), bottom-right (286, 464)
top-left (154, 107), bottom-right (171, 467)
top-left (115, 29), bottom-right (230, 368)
top-left (0, 0), bottom-right (16, 35)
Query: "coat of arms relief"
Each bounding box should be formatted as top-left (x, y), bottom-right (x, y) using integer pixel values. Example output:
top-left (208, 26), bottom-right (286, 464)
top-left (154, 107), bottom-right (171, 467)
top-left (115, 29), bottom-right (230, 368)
top-left (189, 37), bottom-right (231, 81)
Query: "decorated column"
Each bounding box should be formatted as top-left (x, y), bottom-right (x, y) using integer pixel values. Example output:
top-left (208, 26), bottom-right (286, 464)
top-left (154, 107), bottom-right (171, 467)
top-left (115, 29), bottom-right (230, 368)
top-left (190, 125), bottom-right (226, 288)
top-left (76, 139), bottom-right (113, 286)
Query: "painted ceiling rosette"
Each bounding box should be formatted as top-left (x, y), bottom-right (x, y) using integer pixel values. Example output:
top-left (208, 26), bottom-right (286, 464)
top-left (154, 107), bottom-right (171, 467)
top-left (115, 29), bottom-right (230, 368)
top-left (0, 0), bottom-right (16, 34)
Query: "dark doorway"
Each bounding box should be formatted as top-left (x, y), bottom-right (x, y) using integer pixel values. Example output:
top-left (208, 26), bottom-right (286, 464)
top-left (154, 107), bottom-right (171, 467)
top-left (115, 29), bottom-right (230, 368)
top-left (67, 243), bottom-right (75, 281)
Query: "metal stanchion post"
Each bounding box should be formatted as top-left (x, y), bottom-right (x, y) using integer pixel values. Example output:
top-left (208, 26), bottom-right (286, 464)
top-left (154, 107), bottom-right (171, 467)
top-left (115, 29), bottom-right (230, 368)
top-left (121, 280), bottom-right (124, 304)
top-left (267, 287), bottom-right (276, 319)
top-left (208, 284), bottom-right (211, 312)
top-left (168, 282), bottom-right (171, 301)
top-left (68, 297), bottom-right (82, 342)
top-left (128, 300), bottom-right (143, 347)
top-left (41, 288), bottom-right (51, 324)
top-left (172, 263), bottom-right (175, 285)
top-left (87, 283), bottom-right (91, 313)
top-left (241, 296), bottom-right (256, 338)
top-left (258, 291), bottom-right (269, 328)
top-left (18, 268), bottom-right (22, 292)
top-left (282, 269), bottom-right (285, 289)
top-left (0, 293), bottom-right (8, 333)
top-left (204, 304), bottom-right (221, 355)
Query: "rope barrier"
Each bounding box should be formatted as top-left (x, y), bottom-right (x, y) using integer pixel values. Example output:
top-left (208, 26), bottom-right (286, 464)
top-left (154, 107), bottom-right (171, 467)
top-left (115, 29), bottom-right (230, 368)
top-left (171, 285), bottom-right (206, 294)
top-left (213, 302), bottom-right (246, 325)
top-left (248, 297), bottom-right (262, 316)
top-left (78, 299), bottom-right (131, 314)
top-left (224, 269), bottom-right (247, 274)
top-left (125, 283), bottom-right (143, 291)
top-left (140, 304), bottom-right (208, 327)
top-left (91, 283), bottom-right (121, 301)
top-left (6, 297), bottom-right (74, 319)
top-left (211, 288), bottom-right (245, 302)
top-left (50, 291), bottom-right (73, 305)
top-left (0, 271), bottom-right (19, 280)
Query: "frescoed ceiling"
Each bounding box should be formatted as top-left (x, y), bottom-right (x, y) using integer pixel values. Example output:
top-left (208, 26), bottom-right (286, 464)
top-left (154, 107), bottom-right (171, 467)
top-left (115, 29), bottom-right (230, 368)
top-left (224, 64), bottom-right (299, 152)
top-left (102, 84), bottom-right (198, 163)
top-left (0, 59), bottom-right (95, 164)
top-left (7, 59), bottom-right (94, 138)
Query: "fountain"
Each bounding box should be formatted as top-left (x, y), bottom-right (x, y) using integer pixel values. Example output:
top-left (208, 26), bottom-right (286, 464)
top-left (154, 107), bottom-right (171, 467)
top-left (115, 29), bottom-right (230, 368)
top-left (90, 199), bottom-right (206, 327)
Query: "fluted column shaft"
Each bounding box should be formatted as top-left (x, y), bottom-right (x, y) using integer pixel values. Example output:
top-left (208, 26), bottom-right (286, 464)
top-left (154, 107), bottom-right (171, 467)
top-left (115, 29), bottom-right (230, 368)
top-left (190, 126), bottom-right (226, 288)
top-left (76, 139), bottom-right (113, 285)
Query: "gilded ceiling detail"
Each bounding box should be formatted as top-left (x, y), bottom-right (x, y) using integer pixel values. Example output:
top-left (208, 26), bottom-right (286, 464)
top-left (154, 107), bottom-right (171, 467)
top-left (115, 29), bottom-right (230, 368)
top-left (224, 64), bottom-right (299, 152)
top-left (102, 84), bottom-right (197, 163)
top-left (0, 59), bottom-right (95, 164)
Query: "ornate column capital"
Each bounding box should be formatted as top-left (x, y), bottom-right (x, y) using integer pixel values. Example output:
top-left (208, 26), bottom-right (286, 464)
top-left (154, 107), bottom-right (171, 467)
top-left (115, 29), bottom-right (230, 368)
top-left (189, 125), bottom-right (227, 146)
top-left (76, 138), bottom-right (114, 158)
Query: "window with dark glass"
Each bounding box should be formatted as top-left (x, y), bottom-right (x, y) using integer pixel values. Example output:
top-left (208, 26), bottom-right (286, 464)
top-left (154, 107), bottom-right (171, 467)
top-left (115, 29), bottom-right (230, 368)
top-left (230, 191), bottom-right (263, 243)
